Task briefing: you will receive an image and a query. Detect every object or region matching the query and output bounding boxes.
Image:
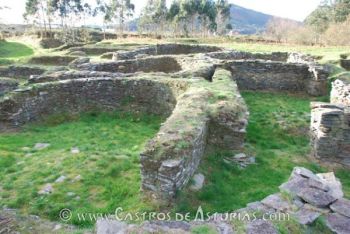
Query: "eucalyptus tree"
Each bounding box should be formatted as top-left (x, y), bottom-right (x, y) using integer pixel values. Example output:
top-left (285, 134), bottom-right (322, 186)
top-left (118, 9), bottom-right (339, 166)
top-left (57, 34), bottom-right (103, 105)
top-left (215, 0), bottom-right (231, 35)
top-left (139, 0), bottom-right (167, 35)
top-left (104, 0), bottom-right (135, 34)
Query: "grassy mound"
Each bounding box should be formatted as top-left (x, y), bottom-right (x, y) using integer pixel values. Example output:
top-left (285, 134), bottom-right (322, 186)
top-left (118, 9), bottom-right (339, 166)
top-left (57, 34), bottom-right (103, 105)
top-left (0, 112), bottom-right (162, 227)
top-left (0, 41), bottom-right (34, 58)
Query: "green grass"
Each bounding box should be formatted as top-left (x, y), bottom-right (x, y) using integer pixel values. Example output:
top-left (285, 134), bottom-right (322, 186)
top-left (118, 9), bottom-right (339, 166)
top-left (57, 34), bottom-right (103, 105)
top-left (0, 41), bottom-right (34, 59)
top-left (0, 112), bottom-right (163, 227)
top-left (175, 91), bottom-right (349, 215)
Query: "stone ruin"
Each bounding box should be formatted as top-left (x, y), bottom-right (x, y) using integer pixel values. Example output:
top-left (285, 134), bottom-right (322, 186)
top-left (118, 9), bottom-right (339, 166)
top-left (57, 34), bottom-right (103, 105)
top-left (0, 43), bottom-right (330, 201)
top-left (310, 75), bottom-right (350, 166)
top-left (96, 167), bottom-right (350, 234)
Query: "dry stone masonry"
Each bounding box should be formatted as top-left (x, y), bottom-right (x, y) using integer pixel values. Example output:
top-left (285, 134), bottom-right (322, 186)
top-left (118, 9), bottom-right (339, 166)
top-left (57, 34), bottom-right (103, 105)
top-left (311, 75), bottom-right (350, 166)
top-left (95, 167), bottom-right (350, 234)
top-left (0, 43), bottom-right (330, 200)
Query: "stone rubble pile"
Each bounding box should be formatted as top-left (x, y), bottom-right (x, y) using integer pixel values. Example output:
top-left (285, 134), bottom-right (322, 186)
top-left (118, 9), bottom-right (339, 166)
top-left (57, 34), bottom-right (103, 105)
top-left (96, 167), bottom-right (350, 234)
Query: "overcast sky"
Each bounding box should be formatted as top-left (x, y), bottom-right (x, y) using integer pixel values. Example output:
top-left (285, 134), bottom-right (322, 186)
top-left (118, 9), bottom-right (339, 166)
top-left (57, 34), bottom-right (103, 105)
top-left (0, 0), bottom-right (321, 24)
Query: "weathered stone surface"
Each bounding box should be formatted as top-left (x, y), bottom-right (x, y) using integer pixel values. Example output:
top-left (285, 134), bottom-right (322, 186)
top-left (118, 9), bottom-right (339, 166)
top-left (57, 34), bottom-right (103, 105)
top-left (0, 78), bottom-right (18, 96)
top-left (326, 213), bottom-right (350, 234)
top-left (246, 219), bottom-right (278, 234)
top-left (38, 184), bottom-right (53, 195)
top-left (34, 143), bottom-right (50, 150)
top-left (261, 194), bottom-right (291, 212)
top-left (141, 69), bottom-right (247, 198)
top-left (69, 50), bottom-right (87, 56)
top-left (68, 57), bottom-right (90, 69)
top-left (330, 198), bottom-right (350, 218)
top-left (0, 66), bottom-right (46, 78)
top-left (226, 60), bottom-right (327, 96)
top-left (297, 187), bottom-right (337, 208)
top-left (279, 174), bottom-right (309, 196)
top-left (55, 175), bottom-right (66, 183)
top-left (28, 56), bottom-right (78, 66)
top-left (293, 207), bottom-right (321, 225)
top-left (189, 173), bottom-right (205, 191)
top-left (331, 78), bottom-right (350, 106)
top-left (310, 102), bottom-right (350, 166)
top-left (340, 59), bottom-right (350, 71)
top-left (113, 44), bottom-right (223, 60)
top-left (317, 172), bottom-right (344, 200)
top-left (96, 219), bottom-right (128, 234)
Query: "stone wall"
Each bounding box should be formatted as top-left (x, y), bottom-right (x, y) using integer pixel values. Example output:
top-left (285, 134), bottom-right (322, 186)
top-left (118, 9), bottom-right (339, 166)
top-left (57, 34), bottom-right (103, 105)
top-left (207, 51), bottom-right (288, 61)
top-left (311, 76), bottom-right (350, 166)
top-left (0, 77), bottom-right (185, 130)
top-left (113, 44), bottom-right (223, 60)
top-left (0, 78), bottom-right (18, 96)
top-left (0, 66), bottom-right (46, 78)
top-left (28, 56), bottom-right (79, 66)
top-left (310, 103), bottom-right (350, 166)
top-left (226, 60), bottom-right (328, 96)
top-left (140, 69), bottom-right (248, 199)
top-left (80, 56), bottom-right (182, 74)
top-left (331, 78), bottom-right (350, 106)
top-left (340, 59), bottom-right (350, 71)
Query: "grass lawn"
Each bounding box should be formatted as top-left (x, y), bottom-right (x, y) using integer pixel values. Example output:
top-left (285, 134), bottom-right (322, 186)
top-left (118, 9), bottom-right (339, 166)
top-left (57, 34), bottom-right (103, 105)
top-left (0, 112), bottom-right (163, 227)
top-left (0, 40), bottom-right (34, 65)
top-left (176, 91), bottom-right (350, 215)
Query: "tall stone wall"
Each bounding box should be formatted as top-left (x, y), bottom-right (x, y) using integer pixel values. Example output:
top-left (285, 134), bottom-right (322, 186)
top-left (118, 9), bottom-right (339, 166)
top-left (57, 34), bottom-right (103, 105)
top-left (226, 60), bottom-right (328, 96)
top-left (0, 77), bottom-right (184, 130)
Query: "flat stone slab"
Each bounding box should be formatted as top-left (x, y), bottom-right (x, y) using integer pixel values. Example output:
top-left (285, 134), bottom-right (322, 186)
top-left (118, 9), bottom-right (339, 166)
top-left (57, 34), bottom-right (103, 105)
top-left (326, 213), bottom-right (350, 234)
top-left (261, 194), bottom-right (291, 212)
top-left (297, 187), bottom-right (337, 208)
top-left (330, 198), bottom-right (350, 218)
top-left (96, 219), bottom-right (128, 234)
top-left (293, 207), bottom-right (321, 225)
top-left (279, 174), bottom-right (309, 196)
top-left (190, 173), bottom-right (205, 191)
top-left (246, 219), bottom-right (278, 234)
top-left (34, 143), bottom-right (50, 150)
top-left (317, 172), bottom-right (344, 200)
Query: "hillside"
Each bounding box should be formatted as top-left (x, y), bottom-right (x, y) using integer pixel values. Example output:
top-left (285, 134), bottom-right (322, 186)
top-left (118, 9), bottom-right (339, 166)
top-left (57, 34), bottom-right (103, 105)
top-left (229, 4), bottom-right (274, 34)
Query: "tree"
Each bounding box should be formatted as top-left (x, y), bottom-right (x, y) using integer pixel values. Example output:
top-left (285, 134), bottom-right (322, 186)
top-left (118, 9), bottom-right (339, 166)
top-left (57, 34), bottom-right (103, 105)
top-left (139, 0), bottom-right (167, 35)
top-left (215, 0), bottom-right (230, 35)
top-left (24, 0), bottom-right (55, 38)
top-left (105, 0), bottom-right (135, 34)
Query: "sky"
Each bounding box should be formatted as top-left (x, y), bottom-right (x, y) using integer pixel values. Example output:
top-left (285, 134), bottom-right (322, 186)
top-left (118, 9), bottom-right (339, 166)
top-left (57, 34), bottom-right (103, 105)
top-left (0, 0), bottom-right (322, 24)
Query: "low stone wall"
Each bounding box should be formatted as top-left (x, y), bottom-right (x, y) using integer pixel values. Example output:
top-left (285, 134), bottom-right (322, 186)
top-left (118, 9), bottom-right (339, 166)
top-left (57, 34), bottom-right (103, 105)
top-left (331, 78), bottom-right (350, 106)
top-left (140, 69), bottom-right (248, 199)
top-left (28, 56), bottom-right (78, 66)
top-left (340, 59), bottom-right (350, 71)
top-left (310, 102), bottom-right (350, 166)
top-left (0, 78), bottom-right (18, 96)
top-left (113, 44), bottom-right (223, 60)
top-left (80, 56), bottom-right (182, 74)
top-left (0, 77), bottom-right (185, 130)
top-left (28, 71), bottom-right (126, 84)
top-left (226, 60), bottom-right (328, 96)
top-left (207, 51), bottom-right (288, 61)
top-left (311, 76), bottom-right (350, 166)
top-left (0, 66), bottom-right (46, 78)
